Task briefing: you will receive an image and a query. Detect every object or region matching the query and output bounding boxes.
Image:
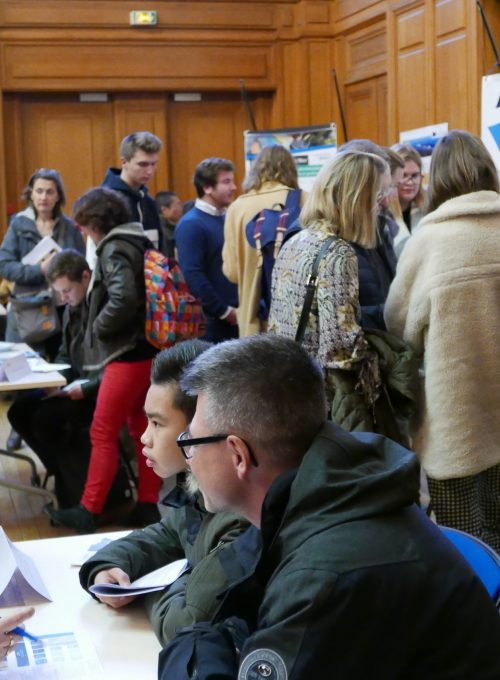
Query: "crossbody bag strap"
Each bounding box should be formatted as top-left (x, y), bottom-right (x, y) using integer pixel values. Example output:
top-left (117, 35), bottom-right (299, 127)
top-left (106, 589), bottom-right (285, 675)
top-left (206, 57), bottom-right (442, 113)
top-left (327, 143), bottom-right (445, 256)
top-left (295, 235), bottom-right (336, 343)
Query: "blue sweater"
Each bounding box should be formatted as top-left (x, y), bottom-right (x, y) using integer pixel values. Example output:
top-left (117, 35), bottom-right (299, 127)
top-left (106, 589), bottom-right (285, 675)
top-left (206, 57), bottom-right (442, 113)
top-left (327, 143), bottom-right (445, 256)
top-left (175, 208), bottom-right (238, 319)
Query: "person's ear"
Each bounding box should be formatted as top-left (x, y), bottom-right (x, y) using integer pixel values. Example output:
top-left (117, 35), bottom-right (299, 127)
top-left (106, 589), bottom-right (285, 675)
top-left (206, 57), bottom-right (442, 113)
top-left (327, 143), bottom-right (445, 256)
top-left (81, 270), bottom-right (91, 286)
top-left (226, 435), bottom-right (253, 480)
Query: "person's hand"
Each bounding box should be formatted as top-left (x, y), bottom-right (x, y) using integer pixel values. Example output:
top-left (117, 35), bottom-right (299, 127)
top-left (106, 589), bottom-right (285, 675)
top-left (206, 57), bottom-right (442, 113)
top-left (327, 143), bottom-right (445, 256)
top-left (66, 384), bottom-right (84, 400)
top-left (226, 309), bottom-right (238, 326)
top-left (93, 568), bottom-right (137, 609)
top-left (44, 386), bottom-right (66, 398)
top-left (0, 607), bottom-right (35, 658)
top-left (40, 252), bottom-right (56, 274)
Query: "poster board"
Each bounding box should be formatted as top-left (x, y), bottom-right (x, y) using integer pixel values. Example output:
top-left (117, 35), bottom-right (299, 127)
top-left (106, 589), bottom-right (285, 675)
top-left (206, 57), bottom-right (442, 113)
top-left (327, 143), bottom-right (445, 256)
top-left (482, 73), bottom-right (500, 171)
top-left (244, 123), bottom-right (337, 191)
top-left (399, 123), bottom-right (448, 174)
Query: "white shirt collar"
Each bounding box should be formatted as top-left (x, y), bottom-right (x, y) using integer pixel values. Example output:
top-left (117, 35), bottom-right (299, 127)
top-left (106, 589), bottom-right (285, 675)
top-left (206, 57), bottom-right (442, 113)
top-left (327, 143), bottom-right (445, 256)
top-left (195, 198), bottom-right (226, 217)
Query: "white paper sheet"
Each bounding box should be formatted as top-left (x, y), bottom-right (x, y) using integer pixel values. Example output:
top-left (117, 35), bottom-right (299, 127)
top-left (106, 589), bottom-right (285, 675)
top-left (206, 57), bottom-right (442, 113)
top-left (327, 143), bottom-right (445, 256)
top-left (89, 558), bottom-right (189, 597)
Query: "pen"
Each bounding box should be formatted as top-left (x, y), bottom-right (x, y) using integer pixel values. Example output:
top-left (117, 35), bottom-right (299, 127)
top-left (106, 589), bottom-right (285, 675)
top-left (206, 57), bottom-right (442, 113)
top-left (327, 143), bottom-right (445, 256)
top-left (9, 626), bottom-right (40, 642)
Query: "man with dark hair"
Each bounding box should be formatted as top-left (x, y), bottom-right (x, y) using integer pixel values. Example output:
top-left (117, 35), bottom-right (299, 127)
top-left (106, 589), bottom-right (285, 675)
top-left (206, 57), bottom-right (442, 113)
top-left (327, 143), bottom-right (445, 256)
top-left (155, 191), bottom-right (182, 259)
top-left (175, 158), bottom-right (238, 342)
top-left (159, 335), bottom-right (500, 679)
top-left (101, 131), bottom-right (163, 249)
top-left (8, 249), bottom-right (130, 509)
top-left (79, 340), bottom-right (249, 645)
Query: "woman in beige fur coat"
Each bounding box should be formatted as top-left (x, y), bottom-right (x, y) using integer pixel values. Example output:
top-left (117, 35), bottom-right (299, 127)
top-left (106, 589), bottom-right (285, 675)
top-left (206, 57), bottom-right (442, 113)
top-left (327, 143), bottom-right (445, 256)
top-left (385, 130), bottom-right (500, 552)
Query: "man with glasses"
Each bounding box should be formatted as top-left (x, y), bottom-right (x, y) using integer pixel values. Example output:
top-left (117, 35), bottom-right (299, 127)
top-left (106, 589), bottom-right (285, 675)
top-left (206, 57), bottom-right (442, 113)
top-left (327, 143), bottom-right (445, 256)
top-left (159, 334), bottom-right (500, 679)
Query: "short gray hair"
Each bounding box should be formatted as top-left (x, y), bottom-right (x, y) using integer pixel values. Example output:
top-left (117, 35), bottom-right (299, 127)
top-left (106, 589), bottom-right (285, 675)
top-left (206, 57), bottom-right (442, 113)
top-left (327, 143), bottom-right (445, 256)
top-left (181, 335), bottom-right (327, 466)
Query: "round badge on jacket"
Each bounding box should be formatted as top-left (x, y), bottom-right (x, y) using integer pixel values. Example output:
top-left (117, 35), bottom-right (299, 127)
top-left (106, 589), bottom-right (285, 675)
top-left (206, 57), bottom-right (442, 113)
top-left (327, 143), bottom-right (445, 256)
top-left (238, 648), bottom-right (288, 680)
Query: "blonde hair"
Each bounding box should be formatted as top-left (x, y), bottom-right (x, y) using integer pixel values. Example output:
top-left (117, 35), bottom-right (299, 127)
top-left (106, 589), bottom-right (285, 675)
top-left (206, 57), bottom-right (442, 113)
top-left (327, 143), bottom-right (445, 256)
top-left (391, 143), bottom-right (425, 208)
top-left (242, 145), bottom-right (299, 192)
top-left (300, 151), bottom-right (388, 248)
top-left (426, 130), bottom-right (500, 214)
top-left (384, 148), bottom-right (405, 219)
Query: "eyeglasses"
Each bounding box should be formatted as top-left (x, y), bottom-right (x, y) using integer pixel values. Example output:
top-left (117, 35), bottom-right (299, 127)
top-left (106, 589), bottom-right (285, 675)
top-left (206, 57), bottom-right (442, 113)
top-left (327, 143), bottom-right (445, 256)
top-left (176, 429), bottom-right (259, 466)
top-left (401, 172), bottom-right (422, 184)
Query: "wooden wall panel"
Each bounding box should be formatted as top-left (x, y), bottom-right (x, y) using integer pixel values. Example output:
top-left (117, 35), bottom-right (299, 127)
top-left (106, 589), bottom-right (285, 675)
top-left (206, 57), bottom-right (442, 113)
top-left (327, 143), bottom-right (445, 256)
top-left (166, 94), bottom-right (266, 202)
top-left (2, 43), bottom-right (274, 92)
top-left (6, 97), bottom-right (115, 213)
top-left (389, 2), bottom-right (431, 137)
top-left (434, 33), bottom-right (468, 129)
top-left (0, 1), bottom-right (280, 30)
top-left (344, 74), bottom-right (388, 145)
top-left (306, 40), bottom-right (334, 124)
top-left (343, 21), bottom-right (387, 83)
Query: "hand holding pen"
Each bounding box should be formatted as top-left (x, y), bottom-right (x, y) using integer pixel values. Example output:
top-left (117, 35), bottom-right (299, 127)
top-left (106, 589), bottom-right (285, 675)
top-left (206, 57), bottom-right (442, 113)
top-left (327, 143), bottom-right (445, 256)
top-left (0, 607), bottom-right (36, 658)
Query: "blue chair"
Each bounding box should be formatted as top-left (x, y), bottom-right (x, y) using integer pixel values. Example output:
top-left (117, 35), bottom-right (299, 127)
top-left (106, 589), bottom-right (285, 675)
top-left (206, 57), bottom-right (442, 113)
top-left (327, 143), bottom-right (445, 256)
top-left (440, 526), bottom-right (500, 610)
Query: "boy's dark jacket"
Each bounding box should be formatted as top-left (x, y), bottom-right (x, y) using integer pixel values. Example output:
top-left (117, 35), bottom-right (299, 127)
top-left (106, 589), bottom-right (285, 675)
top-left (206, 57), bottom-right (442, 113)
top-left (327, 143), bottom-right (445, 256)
top-left (159, 422), bottom-right (500, 680)
top-left (79, 481), bottom-right (249, 646)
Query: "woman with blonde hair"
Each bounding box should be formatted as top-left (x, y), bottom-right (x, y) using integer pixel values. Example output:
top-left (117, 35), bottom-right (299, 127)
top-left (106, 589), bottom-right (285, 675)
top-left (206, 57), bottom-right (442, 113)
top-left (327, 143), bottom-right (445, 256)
top-left (222, 145), bottom-right (306, 337)
top-left (385, 130), bottom-right (500, 551)
top-left (269, 151), bottom-right (388, 429)
top-left (391, 143), bottom-right (425, 253)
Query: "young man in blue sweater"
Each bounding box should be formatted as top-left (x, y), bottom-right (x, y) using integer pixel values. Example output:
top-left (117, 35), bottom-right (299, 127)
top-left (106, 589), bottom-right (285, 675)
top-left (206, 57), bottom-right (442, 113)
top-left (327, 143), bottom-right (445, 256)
top-left (175, 158), bottom-right (238, 342)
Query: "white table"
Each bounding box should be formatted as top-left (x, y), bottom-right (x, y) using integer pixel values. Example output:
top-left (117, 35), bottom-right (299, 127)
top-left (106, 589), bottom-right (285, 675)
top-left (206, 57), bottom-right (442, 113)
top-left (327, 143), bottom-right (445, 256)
top-left (0, 343), bottom-right (66, 505)
top-left (1, 532), bottom-right (161, 679)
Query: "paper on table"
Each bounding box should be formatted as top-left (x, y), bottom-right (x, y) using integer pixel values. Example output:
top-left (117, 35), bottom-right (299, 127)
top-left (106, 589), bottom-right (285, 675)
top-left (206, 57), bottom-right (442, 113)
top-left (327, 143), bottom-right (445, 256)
top-left (27, 358), bottom-right (71, 373)
top-left (0, 630), bottom-right (104, 679)
top-left (21, 236), bottom-right (61, 266)
top-left (0, 527), bottom-right (52, 606)
top-left (0, 353), bottom-right (32, 382)
top-left (89, 558), bottom-right (189, 597)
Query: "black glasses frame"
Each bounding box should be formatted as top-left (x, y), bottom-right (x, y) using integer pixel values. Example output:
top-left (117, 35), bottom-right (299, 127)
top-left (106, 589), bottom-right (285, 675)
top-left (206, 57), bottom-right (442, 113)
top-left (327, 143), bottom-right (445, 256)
top-left (176, 430), bottom-right (259, 467)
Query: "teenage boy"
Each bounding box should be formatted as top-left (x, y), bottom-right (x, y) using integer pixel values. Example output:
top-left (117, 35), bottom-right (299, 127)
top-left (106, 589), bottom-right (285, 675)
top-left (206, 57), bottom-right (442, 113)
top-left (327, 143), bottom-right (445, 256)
top-left (102, 131), bottom-right (163, 249)
top-left (8, 249), bottom-right (130, 509)
top-left (79, 340), bottom-right (249, 645)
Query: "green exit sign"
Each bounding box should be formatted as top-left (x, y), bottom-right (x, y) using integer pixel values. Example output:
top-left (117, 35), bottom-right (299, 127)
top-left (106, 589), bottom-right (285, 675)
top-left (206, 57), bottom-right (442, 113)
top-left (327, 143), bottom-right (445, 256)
top-left (129, 11), bottom-right (158, 26)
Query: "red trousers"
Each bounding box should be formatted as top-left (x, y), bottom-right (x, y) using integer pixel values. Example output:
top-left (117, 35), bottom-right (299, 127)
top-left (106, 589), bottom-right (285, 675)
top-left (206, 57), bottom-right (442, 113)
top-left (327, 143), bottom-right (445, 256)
top-left (81, 359), bottom-right (161, 514)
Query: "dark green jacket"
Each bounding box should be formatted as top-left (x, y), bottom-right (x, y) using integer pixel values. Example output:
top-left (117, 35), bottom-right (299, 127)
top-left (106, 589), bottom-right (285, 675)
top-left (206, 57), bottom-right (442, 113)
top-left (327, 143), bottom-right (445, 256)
top-left (79, 482), bottom-right (250, 646)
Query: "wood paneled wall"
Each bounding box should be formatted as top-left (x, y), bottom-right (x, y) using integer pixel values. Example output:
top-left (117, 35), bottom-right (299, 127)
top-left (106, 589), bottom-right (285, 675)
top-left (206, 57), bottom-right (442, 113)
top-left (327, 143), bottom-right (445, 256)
top-left (0, 0), bottom-right (498, 228)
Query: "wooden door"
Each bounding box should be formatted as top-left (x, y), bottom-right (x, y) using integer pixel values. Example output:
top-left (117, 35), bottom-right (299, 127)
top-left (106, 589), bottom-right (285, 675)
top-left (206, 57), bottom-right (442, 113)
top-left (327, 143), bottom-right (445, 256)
top-left (5, 95), bottom-right (115, 215)
top-left (344, 75), bottom-right (388, 145)
top-left (166, 92), bottom-right (272, 202)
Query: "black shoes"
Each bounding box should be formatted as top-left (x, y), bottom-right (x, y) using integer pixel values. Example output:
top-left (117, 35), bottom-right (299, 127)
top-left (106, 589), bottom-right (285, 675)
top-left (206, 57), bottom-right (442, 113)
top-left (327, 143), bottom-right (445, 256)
top-left (6, 428), bottom-right (23, 451)
top-left (45, 504), bottom-right (97, 534)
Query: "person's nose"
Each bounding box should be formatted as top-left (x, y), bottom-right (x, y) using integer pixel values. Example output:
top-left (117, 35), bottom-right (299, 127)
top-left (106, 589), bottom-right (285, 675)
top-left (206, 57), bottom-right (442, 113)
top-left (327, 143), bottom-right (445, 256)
top-left (140, 426), bottom-right (150, 446)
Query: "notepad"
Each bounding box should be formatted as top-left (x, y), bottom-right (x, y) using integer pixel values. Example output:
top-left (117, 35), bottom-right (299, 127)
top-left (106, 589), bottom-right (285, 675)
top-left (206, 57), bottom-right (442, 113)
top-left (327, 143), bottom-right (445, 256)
top-left (21, 236), bottom-right (61, 266)
top-left (89, 558), bottom-right (189, 597)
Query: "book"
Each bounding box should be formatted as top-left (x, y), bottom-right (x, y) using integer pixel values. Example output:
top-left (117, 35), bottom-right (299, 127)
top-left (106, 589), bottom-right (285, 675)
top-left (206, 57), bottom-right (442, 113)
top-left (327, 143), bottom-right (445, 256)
top-left (21, 236), bottom-right (61, 266)
top-left (89, 558), bottom-right (189, 597)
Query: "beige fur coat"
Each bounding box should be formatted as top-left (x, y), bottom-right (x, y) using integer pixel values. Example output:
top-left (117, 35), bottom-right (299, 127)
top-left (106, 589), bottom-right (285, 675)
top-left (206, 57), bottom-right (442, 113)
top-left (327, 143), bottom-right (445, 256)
top-left (384, 190), bottom-right (500, 479)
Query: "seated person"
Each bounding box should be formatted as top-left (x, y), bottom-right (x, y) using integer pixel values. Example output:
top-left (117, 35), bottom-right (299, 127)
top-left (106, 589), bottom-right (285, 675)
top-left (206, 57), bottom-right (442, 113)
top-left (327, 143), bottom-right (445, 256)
top-left (8, 249), bottom-right (130, 509)
top-left (79, 340), bottom-right (250, 646)
top-left (159, 335), bottom-right (500, 679)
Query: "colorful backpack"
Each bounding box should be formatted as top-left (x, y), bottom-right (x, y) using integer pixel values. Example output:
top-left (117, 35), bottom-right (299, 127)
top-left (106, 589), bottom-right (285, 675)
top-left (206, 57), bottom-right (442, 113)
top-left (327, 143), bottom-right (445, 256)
top-left (144, 249), bottom-right (205, 349)
top-left (245, 189), bottom-right (302, 322)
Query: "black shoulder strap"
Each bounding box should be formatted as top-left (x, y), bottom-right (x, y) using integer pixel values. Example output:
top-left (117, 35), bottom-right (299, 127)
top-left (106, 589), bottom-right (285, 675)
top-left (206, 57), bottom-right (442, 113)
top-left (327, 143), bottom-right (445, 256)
top-left (295, 235), bottom-right (336, 343)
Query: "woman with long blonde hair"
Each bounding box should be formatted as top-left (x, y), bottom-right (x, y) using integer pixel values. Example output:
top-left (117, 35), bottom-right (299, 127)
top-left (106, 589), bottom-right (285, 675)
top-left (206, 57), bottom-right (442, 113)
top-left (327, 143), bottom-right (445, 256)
top-left (269, 151), bottom-right (388, 429)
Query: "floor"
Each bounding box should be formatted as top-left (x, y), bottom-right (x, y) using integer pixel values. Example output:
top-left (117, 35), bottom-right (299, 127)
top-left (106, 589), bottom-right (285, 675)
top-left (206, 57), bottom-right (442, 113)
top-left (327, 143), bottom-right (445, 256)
top-left (0, 394), bottom-right (140, 542)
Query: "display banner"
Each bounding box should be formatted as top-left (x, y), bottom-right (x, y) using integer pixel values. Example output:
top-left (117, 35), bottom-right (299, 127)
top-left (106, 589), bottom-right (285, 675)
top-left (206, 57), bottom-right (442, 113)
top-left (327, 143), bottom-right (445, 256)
top-left (400, 123), bottom-right (448, 174)
top-left (244, 123), bottom-right (337, 191)
top-left (482, 74), bottom-right (500, 171)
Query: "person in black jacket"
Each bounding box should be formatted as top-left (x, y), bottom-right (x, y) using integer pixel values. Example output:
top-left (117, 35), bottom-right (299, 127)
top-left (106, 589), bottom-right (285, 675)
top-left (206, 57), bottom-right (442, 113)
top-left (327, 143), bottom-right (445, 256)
top-left (159, 335), bottom-right (500, 680)
top-left (8, 249), bottom-right (130, 509)
top-left (101, 131), bottom-right (163, 250)
top-left (46, 188), bottom-right (161, 533)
